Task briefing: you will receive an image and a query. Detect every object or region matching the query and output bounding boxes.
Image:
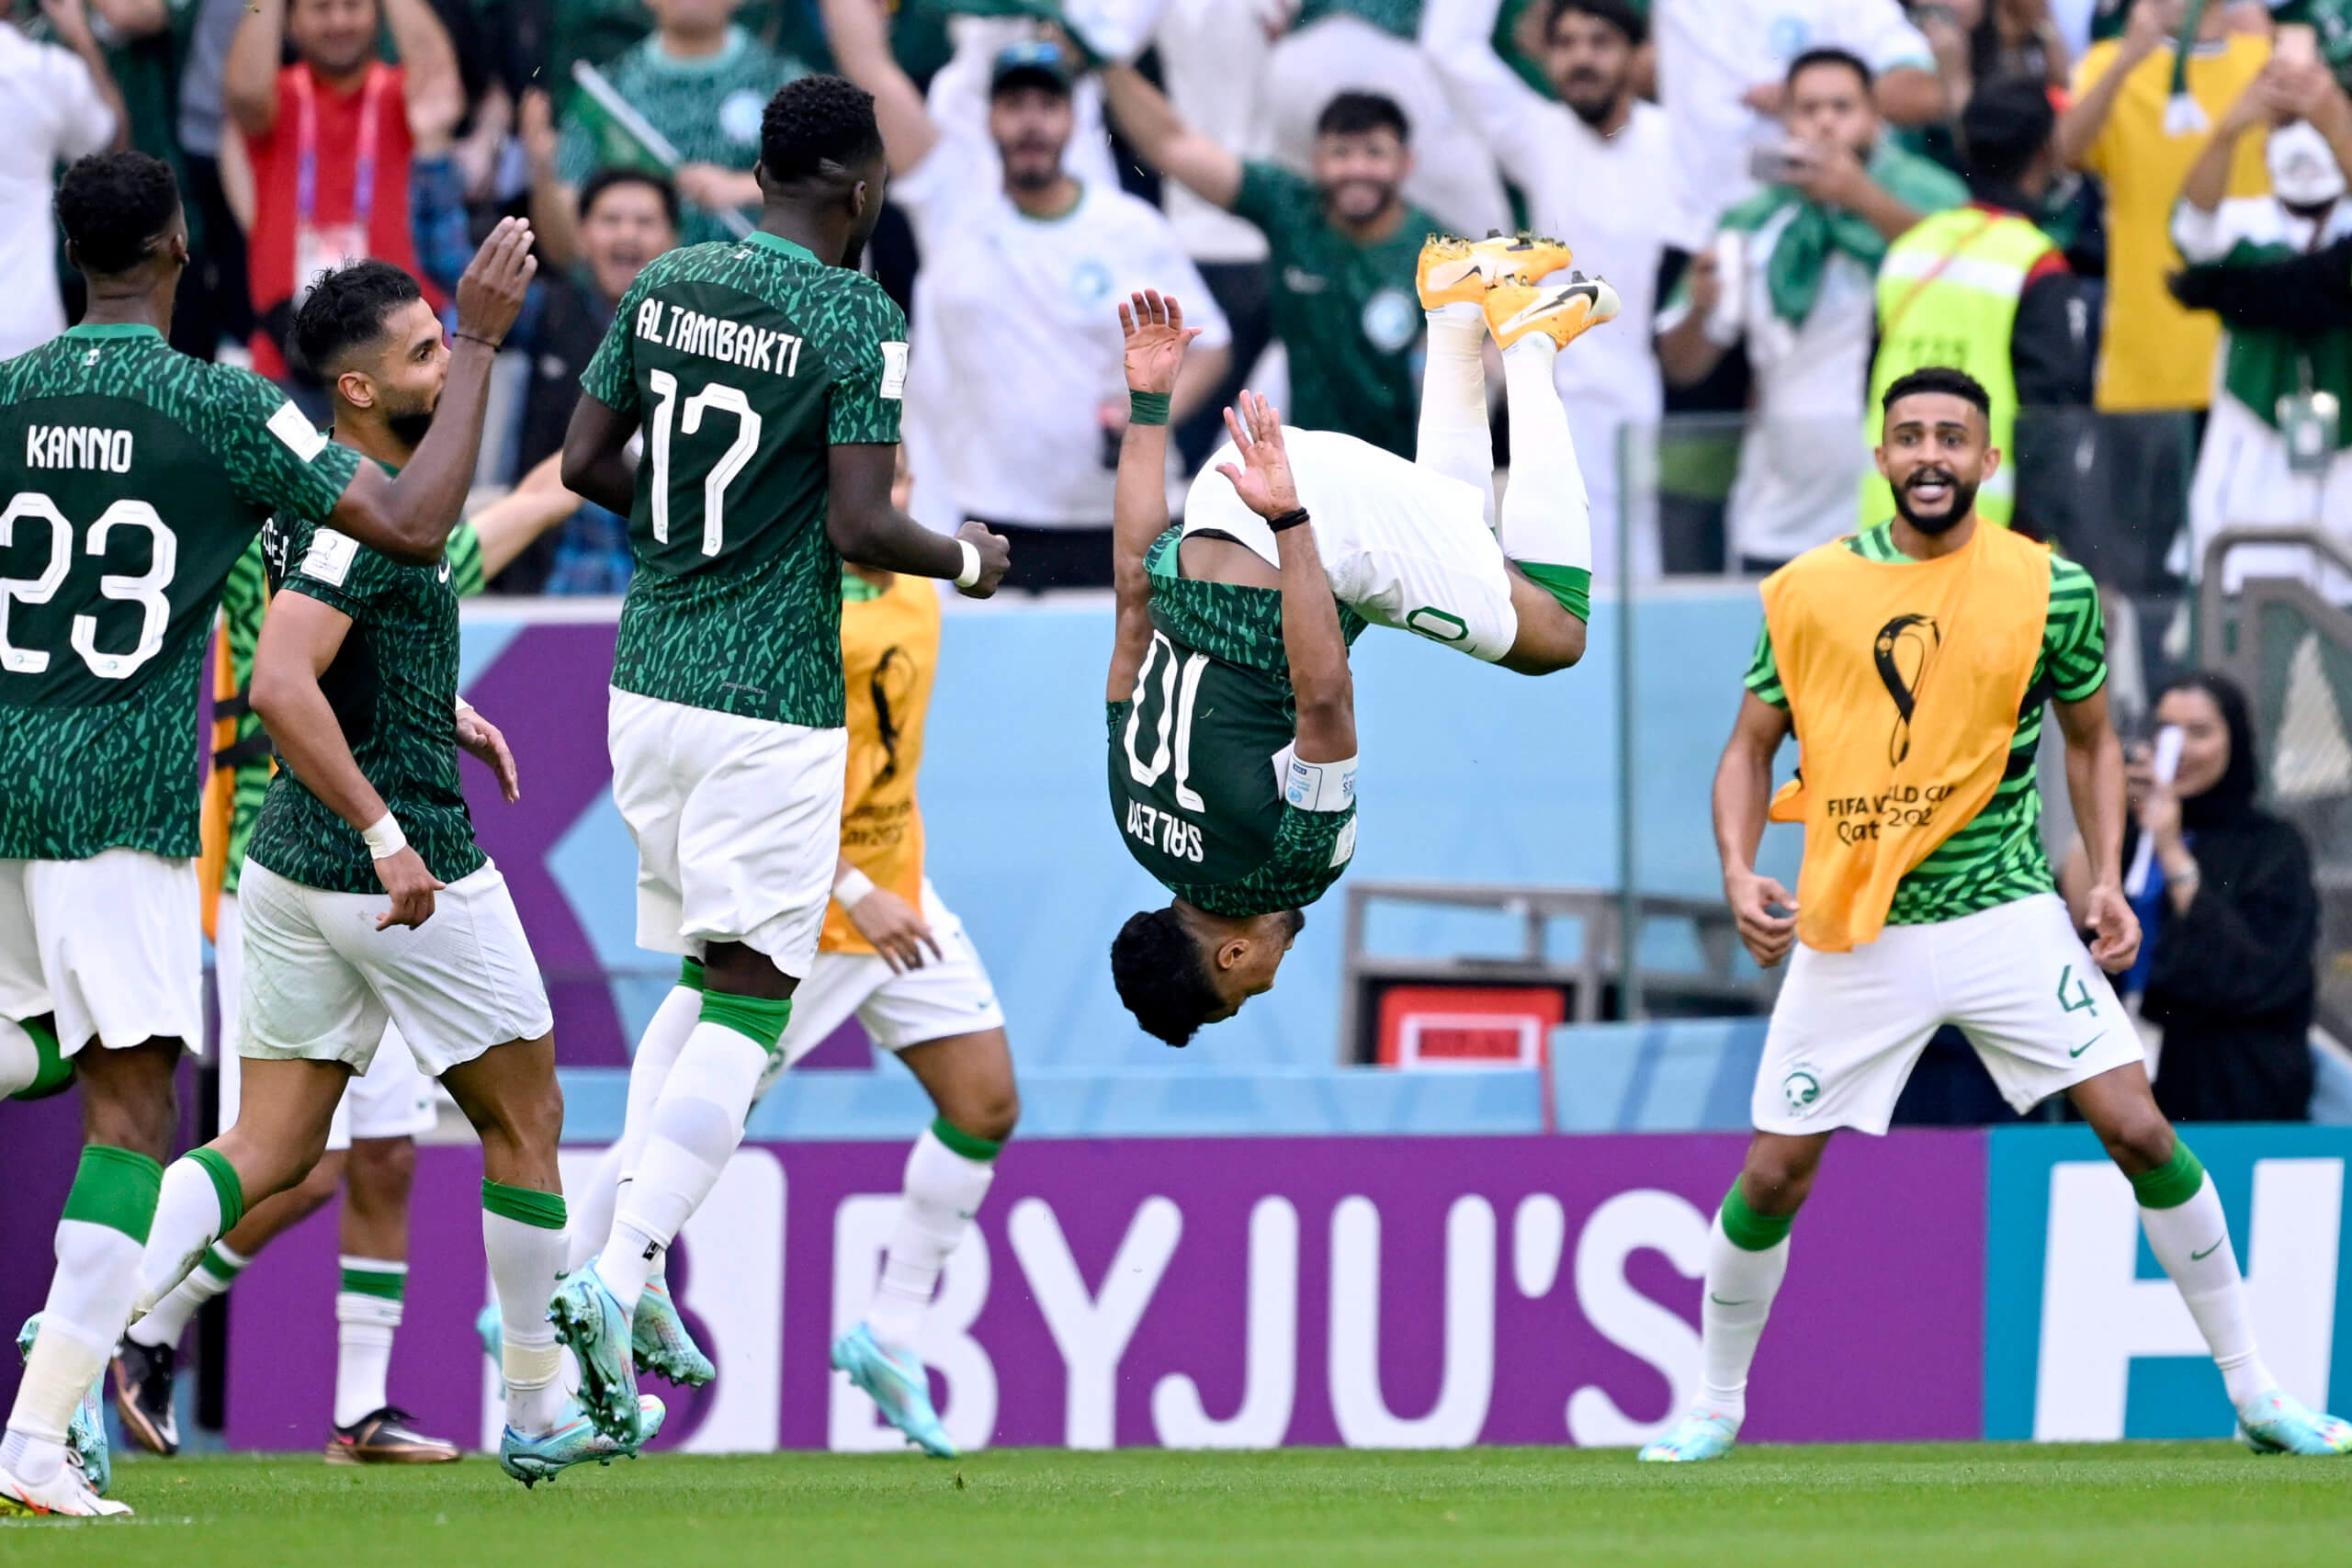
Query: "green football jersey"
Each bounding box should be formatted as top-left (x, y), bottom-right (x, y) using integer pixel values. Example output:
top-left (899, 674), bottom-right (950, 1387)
top-left (243, 503), bottom-right (484, 896)
top-left (217, 518), bottom-right (483, 896)
top-left (1106, 529), bottom-right (1363, 919)
top-left (1746, 523), bottom-right (2107, 925)
top-left (0, 324), bottom-right (361, 861)
top-left (580, 231), bottom-right (909, 729)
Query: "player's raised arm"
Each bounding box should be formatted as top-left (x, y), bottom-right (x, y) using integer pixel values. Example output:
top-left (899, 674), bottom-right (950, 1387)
top-left (1713, 690), bottom-right (1796, 966)
top-left (1216, 390), bottom-right (1356, 764)
top-left (327, 220), bottom-right (538, 564)
top-left (249, 583), bottom-right (444, 930)
top-left (1107, 289), bottom-right (1199, 701)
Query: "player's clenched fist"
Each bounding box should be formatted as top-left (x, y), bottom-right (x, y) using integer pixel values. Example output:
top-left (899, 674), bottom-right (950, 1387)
top-left (1724, 867), bottom-right (1798, 967)
top-left (955, 521), bottom-right (1011, 598)
top-left (454, 216), bottom-right (539, 349)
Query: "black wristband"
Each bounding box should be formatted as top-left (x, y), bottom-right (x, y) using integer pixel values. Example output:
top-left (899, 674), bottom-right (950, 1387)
top-left (1266, 507), bottom-right (1310, 533)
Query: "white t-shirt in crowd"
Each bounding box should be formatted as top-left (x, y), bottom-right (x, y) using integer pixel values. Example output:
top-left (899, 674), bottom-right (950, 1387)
top-left (1426, 0), bottom-right (1699, 552)
top-left (894, 134), bottom-right (1232, 530)
top-left (1654, 0), bottom-right (1933, 231)
top-left (1655, 213), bottom-right (1880, 568)
top-left (0, 29), bottom-right (117, 358)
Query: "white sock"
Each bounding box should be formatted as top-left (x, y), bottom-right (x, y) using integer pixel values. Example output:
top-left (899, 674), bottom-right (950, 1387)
top-left (1694, 1211), bottom-right (1792, 1427)
top-left (1498, 334), bottom-right (1593, 582)
top-left (483, 1191), bottom-right (571, 1436)
top-left (2141, 1174), bottom-right (2276, 1409)
top-left (135, 1153), bottom-right (243, 1317)
top-left (129, 1242), bottom-right (247, 1349)
top-left (1416, 302), bottom-right (1495, 521)
top-left (333, 1257), bottom-right (404, 1428)
top-left (865, 1125), bottom-right (1000, 1355)
top-left (7, 1215), bottom-right (147, 1483)
top-left (571, 979), bottom-right (705, 1277)
top-left (566, 1142), bottom-right (628, 1278)
top-left (598, 1021), bottom-right (768, 1317)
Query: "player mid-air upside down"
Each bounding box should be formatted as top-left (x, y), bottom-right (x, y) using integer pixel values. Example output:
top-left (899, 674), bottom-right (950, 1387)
top-left (1640, 366), bottom-right (2352, 1463)
top-left (1106, 235), bottom-right (1611, 1043)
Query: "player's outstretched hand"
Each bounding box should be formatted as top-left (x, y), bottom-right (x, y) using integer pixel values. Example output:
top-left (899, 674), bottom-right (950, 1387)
top-left (1120, 290), bottom-right (1202, 396)
top-left (374, 848), bottom-right (445, 931)
top-left (2083, 880), bottom-right (2143, 974)
top-left (955, 520), bottom-right (1011, 598)
top-left (456, 703), bottom-right (521, 803)
top-left (1215, 390), bottom-right (1302, 521)
top-left (454, 216), bottom-right (539, 348)
top-left (1725, 868), bottom-right (1798, 967)
top-left (847, 886), bottom-right (944, 974)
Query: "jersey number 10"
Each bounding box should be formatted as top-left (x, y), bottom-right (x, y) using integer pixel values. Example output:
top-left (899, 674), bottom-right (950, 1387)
top-left (645, 369), bottom-right (762, 558)
top-left (0, 492), bottom-right (175, 682)
top-left (1125, 630), bottom-right (1209, 812)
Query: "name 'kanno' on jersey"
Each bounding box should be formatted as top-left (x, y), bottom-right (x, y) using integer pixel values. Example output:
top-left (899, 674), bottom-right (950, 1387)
top-left (0, 323), bottom-right (360, 861)
top-left (579, 231), bottom-right (909, 731)
top-left (1106, 527), bottom-right (1364, 919)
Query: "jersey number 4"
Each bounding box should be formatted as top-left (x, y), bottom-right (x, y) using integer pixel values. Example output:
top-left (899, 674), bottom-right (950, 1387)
top-left (1125, 630), bottom-right (1208, 812)
top-left (646, 369), bottom-right (761, 557)
top-left (0, 492), bottom-right (175, 681)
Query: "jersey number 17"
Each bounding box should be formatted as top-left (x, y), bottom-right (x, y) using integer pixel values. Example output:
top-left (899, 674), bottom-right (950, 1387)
top-left (645, 369), bottom-right (761, 558)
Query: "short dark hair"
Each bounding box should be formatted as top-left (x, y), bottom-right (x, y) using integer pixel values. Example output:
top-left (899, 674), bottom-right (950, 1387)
top-left (1959, 75), bottom-right (2056, 186)
top-left (1543, 0), bottom-right (1645, 47)
top-left (580, 166), bottom-right (682, 234)
top-left (760, 73), bottom-right (886, 184)
top-left (1110, 907), bottom-right (1223, 1048)
top-left (290, 259), bottom-right (424, 380)
top-left (54, 152), bottom-right (182, 276)
top-left (1786, 45), bottom-right (1874, 94)
top-left (1315, 90), bottom-right (1410, 144)
top-left (1882, 366), bottom-right (1993, 422)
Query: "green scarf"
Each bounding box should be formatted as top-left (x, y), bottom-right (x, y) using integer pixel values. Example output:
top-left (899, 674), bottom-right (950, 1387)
top-left (1723, 141), bottom-right (1971, 325)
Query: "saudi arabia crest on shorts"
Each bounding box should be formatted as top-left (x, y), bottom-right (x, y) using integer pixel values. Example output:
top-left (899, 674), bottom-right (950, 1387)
top-left (1781, 1064), bottom-right (1823, 1116)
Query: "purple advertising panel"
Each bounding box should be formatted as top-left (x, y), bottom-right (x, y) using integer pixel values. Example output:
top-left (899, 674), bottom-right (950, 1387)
top-left (224, 1131), bottom-right (1984, 1451)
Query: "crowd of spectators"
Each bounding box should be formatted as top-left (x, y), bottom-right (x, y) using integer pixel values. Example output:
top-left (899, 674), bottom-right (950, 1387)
top-left (5, 0), bottom-right (2350, 594)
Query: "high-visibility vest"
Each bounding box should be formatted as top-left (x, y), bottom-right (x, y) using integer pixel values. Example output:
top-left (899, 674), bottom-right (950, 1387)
top-left (1860, 208), bottom-right (2057, 528)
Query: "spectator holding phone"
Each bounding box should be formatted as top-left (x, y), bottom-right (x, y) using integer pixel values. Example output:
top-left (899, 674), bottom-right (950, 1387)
top-left (2063, 672), bottom-right (2319, 1123)
top-left (1655, 46), bottom-right (1967, 570)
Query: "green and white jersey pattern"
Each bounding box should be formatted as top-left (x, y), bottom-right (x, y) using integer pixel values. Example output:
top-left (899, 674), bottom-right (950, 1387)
top-left (582, 231), bottom-right (908, 729)
top-left (1747, 522), bottom-right (2106, 925)
top-left (244, 499), bottom-right (483, 896)
top-left (218, 519), bottom-right (483, 895)
top-left (0, 324), bottom-right (361, 861)
top-left (1106, 528), bottom-right (1364, 918)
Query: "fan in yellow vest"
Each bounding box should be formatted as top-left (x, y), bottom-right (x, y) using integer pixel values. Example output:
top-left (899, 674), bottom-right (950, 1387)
top-left (1639, 366), bottom-right (2352, 1468)
top-left (1860, 78), bottom-right (2074, 528)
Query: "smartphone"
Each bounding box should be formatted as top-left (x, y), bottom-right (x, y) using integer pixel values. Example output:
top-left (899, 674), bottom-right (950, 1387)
top-left (2278, 22), bottom-right (2322, 71)
top-left (1748, 143), bottom-right (1806, 186)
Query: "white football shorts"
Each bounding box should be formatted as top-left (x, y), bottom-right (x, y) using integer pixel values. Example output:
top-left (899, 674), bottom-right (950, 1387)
top-left (1182, 427), bottom-right (1519, 663)
top-left (236, 859), bottom-right (552, 1078)
top-left (753, 879), bottom-right (1005, 1100)
top-left (216, 887), bottom-right (438, 1151)
top-left (0, 851), bottom-right (202, 1057)
top-left (1754, 892), bottom-right (2145, 1135)
top-left (608, 688), bottom-right (848, 980)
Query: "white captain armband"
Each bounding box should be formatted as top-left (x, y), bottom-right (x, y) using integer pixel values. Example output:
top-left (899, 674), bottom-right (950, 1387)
top-left (1283, 753), bottom-right (1357, 814)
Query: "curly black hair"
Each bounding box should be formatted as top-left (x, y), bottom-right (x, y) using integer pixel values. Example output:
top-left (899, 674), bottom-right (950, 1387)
top-left (760, 73), bottom-right (885, 184)
top-left (54, 152), bottom-right (181, 277)
top-left (1883, 366), bottom-right (1992, 423)
top-left (290, 259), bottom-right (424, 380)
top-left (1109, 907), bottom-right (1223, 1048)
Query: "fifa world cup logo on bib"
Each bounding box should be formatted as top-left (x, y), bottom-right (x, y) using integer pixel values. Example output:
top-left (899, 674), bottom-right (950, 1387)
top-left (1872, 614), bottom-right (1940, 766)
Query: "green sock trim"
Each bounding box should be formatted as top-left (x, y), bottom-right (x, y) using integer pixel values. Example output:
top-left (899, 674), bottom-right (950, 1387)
top-left (197, 1244), bottom-right (245, 1285)
top-left (481, 1179), bottom-right (567, 1231)
top-left (699, 989), bottom-right (792, 1051)
top-left (60, 1145), bottom-right (164, 1243)
top-left (340, 1263), bottom-right (407, 1301)
top-left (189, 1145), bottom-right (246, 1234)
top-left (1516, 561), bottom-right (1592, 623)
top-left (2130, 1139), bottom-right (2207, 1211)
top-left (930, 1115), bottom-right (1003, 1162)
top-left (1719, 1181), bottom-right (1793, 1252)
top-left (679, 956), bottom-right (707, 992)
top-left (7, 1018), bottom-right (71, 1101)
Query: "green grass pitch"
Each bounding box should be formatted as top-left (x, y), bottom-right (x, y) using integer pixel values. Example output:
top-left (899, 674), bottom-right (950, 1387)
top-left (5, 1445), bottom-right (2349, 1566)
